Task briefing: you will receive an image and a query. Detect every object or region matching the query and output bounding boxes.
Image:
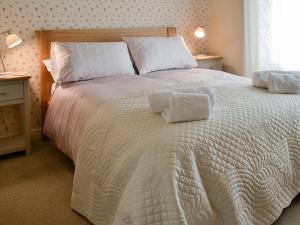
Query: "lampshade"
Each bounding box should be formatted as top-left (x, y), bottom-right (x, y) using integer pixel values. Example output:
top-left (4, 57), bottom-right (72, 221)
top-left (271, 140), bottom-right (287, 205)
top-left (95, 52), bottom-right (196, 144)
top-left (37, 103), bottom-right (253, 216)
top-left (6, 33), bottom-right (22, 49)
top-left (194, 27), bottom-right (205, 39)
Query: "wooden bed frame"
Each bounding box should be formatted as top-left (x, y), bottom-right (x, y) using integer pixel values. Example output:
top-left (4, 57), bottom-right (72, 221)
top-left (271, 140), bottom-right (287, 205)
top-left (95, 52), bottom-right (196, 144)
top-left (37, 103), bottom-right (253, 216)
top-left (36, 27), bottom-right (177, 126)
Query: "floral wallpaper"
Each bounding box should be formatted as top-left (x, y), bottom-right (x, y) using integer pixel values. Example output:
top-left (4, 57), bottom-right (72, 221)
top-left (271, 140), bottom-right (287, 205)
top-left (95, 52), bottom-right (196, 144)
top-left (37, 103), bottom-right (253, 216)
top-left (0, 0), bottom-right (208, 137)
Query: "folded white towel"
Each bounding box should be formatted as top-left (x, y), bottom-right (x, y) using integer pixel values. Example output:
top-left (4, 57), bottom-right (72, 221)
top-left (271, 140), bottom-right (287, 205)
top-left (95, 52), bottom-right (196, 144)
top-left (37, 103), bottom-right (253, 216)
top-left (253, 71), bottom-right (300, 88)
top-left (148, 90), bottom-right (172, 113)
top-left (252, 71), bottom-right (269, 88)
top-left (268, 73), bottom-right (300, 94)
top-left (149, 87), bottom-right (215, 113)
top-left (161, 92), bottom-right (211, 123)
top-left (178, 87), bottom-right (216, 107)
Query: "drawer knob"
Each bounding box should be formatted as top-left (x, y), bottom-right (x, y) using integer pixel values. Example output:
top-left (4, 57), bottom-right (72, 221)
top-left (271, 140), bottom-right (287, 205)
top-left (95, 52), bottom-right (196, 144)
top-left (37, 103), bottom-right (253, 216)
top-left (0, 92), bottom-right (7, 96)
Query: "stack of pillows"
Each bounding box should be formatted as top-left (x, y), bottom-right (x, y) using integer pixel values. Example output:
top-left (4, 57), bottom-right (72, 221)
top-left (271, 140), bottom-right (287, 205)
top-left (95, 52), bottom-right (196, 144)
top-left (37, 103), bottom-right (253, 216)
top-left (45, 36), bottom-right (198, 84)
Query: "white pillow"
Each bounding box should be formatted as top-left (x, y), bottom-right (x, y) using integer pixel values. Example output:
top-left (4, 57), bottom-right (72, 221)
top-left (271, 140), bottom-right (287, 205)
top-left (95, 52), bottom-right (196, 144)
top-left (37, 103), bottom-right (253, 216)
top-left (123, 36), bottom-right (197, 74)
top-left (51, 42), bottom-right (136, 83)
top-left (42, 59), bottom-right (52, 72)
top-left (42, 59), bottom-right (59, 82)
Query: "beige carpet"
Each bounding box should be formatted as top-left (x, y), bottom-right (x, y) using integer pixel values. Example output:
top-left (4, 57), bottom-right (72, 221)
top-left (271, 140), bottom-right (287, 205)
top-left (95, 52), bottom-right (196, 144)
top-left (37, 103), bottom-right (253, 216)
top-left (0, 141), bottom-right (299, 225)
top-left (0, 141), bottom-right (90, 225)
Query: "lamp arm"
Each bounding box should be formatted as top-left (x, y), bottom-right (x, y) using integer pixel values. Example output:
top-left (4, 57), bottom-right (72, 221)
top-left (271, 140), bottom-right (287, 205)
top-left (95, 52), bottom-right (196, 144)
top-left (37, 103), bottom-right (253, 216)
top-left (0, 31), bottom-right (9, 72)
top-left (0, 30), bottom-right (11, 36)
top-left (0, 53), bottom-right (6, 72)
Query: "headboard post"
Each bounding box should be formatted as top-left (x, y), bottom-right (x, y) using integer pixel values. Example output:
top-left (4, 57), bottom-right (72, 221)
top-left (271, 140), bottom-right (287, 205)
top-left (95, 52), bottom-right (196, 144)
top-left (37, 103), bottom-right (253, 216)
top-left (167, 27), bottom-right (177, 37)
top-left (36, 30), bottom-right (54, 128)
top-left (36, 27), bottom-right (177, 128)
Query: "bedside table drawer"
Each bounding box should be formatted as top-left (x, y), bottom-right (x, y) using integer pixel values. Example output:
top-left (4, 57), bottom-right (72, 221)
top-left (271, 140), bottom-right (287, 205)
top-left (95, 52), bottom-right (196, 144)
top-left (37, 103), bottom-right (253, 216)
top-left (198, 59), bottom-right (222, 71)
top-left (0, 83), bottom-right (24, 102)
top-left (0, 73), bottom-right (31, 155)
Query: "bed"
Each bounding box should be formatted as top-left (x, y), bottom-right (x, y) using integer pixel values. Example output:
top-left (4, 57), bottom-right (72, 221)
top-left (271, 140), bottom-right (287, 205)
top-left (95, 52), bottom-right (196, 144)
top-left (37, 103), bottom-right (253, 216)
top-left (37, 28), bottom-right (300, 225)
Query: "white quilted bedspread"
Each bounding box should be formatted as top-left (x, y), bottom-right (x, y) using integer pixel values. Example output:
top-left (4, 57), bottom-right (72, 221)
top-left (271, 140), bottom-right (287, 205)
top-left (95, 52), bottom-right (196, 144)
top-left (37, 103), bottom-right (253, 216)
top-left (71, 77), bottom-right (300, 225)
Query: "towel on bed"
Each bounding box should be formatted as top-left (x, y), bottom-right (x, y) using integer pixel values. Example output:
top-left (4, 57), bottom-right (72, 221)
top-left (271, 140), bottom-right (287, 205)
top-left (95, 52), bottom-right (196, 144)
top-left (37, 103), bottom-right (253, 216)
top-left (149, 87), bottom-right (215, 113)
top-left (253, 71), bottom-right (270, 88)
top-left (161, 92), bottom-right (211, 123)
top-left (253, 70), bottom-right (300, 89)
top-left (148, 90), bottom-right (171, 113)
top-left (268, 73), bottom-right (300, 94)
top-left (178, 87), bottom-right (216, 107)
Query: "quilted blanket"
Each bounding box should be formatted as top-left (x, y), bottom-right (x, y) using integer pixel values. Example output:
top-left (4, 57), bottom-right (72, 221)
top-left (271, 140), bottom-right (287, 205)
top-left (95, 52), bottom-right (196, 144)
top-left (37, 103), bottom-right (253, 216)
top-left (71, 79), bottom-right (300, 225)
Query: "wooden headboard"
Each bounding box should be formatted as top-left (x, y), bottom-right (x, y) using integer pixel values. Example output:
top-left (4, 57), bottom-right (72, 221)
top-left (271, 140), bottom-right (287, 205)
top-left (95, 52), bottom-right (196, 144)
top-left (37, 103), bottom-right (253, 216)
top-left (36, 27), bottom-right (177, 126)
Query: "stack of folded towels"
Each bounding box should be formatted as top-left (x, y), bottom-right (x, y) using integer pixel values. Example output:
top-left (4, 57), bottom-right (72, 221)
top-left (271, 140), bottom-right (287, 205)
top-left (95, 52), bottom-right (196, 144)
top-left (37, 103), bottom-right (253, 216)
top-left (253, 70), bottom-right (300, 94)
top-left (148, 87), bottom-right (215, 123)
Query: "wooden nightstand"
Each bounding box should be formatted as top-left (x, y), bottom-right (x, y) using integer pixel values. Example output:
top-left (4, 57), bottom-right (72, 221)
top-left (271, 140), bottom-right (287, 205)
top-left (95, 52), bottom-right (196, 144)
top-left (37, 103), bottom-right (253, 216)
top-left (0, 72), bottom-right (31, 155)
top-left (194, 55), bottom-right (223, 71)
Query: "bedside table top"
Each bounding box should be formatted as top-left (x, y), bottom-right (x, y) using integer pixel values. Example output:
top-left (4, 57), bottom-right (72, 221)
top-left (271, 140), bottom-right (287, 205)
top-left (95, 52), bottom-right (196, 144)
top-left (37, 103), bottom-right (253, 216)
top-left (0, 72), bottom-right (31, 82)
top-left (194, 55), bottom-right (223, 61)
